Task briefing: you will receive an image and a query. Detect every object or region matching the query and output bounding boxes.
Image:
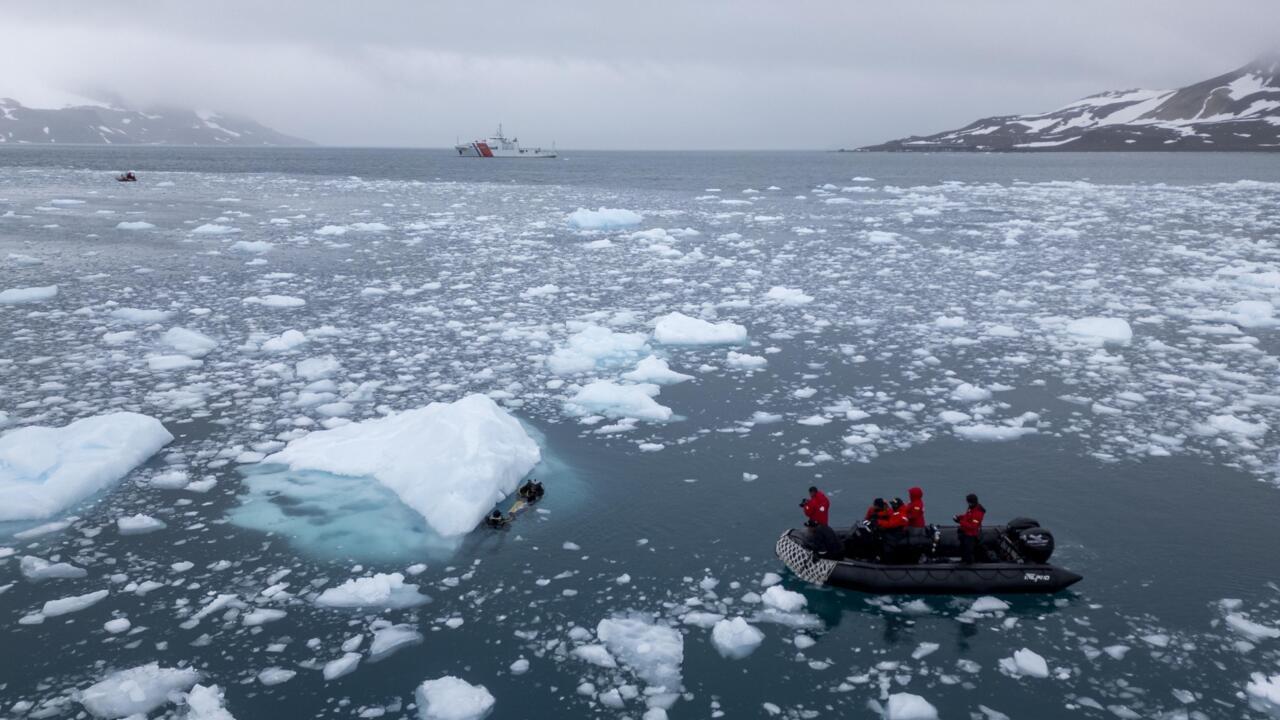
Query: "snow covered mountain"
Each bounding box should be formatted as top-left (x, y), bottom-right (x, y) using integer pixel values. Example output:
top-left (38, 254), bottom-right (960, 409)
top-left (862, 57), bottom-right (1280, 151)
top-left (0, 98), bottom-right (312, 146)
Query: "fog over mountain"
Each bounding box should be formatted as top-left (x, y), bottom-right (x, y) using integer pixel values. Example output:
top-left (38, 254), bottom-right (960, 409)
top-left (1, 1), bottom-right (1278, 149)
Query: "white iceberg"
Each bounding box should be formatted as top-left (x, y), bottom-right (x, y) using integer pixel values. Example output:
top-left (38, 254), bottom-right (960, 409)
top-left (161, 327), bottom-right (217, 357)
top-left (0, 412), bottom-right (173, 521)
top-left (184, 684), bottom-right (236, 720)
top-left (764, 286), bottom-right (814, 305)
top-left (117, 514), bottom-right (167, 535)
top-left (885, 693), bottom-right (939, 720)
top-left (653, 312), bottom-right (747, 345)
top-left (264, 394), bottom-right (539, 537)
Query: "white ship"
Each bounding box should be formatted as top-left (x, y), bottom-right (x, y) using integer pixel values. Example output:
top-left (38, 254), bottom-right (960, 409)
top-left (454, 124), bottom-right (557, 158)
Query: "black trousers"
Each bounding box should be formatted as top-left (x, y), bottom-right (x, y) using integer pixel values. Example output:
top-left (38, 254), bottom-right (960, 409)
top-left (959, 533), bottom-right (979, 564)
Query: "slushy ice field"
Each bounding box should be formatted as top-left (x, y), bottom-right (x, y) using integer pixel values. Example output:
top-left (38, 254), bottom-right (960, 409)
top-left (1, 150), bottom-right (1280, 719)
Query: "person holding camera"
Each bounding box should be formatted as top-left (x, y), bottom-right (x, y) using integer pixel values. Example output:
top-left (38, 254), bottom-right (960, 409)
top-left (800, 486), bottom-right (830, 527)
top-left (954, 493), bottom-right (986, 563)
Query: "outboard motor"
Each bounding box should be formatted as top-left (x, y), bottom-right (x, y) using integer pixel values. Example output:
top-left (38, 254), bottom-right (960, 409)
top-left (1015, 527), bottom-right (1055, 563)
top-left (1005, 517), bottom-right (1041, 535)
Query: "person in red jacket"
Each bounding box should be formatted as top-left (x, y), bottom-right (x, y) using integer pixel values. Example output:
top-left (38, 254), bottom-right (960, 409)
top-left (902, 487), bottom-right (925, 528)
top-left (953, 493), bottom-right (986, 564)
top-left (865, 497), bottom-right (890, 523)
top-left (875, 499), bottom-right (911, 562)
top-left (801, 486), bottom-right (829, 527)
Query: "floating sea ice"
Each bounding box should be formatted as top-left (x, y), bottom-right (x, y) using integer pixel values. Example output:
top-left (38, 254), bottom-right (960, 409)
top-left (115, 221), bottom-right (155, 230)
top-left (368, 624), bottom-right (424, 662)
top-left (264, 394), bottom-right (540, 537)
top-left (78, 663), bottom-right (200, 718)
top-left (315, 573), bottom-right (429, 609)
top-left (242, 294), bottom-right (306, 308)
top-left (711, 617), bottom-right (765, 659)
top-left (190, 223), bottom-right (239, 235)
top-left (230, 240), bottom-right (273, 254)
top-left (1225, 613), bottom-right (1280, 641)
top-left (0, 412), bottom-right (173, 521)
top-left (566, 207), bottom-right (643, 230)
top-left (323, 653), bottom-right (362, 681)
top-left (509, 658), bottom-right (529, 675)
top-left (726, 351), bottom-right (768, 370)
top-left (257, 668), bottom-right (295, 686)
top-left (764, 286), bottom-right (814, 305)
top-left (953, 423), bottom-right (1037, 442)
top-left (950, 383), bottom-right (991, 402)
top-left (547, 325), bottom-right (649, 375)
top-left (571, 644), bottom-right (618, 668)
top-left (565, 381), bottom-right (673, 422)
top-left (260, 329), bottom-right (308, 353)
top-left (111, 307), bottom-right (171, 323)
top-left (911, 642), bottom-right (940, 660)
top-left (0, 285), bottom-right (58, 304)
top-left (1001, 648), bottom-right (1050, 678)
top-left (117, 514), bottom-right (167, 535)
top-left (104, 618), bottom-right (131, 634)
top-left (597, 616), bottom-right (684, 709)
top-left (970, 596), bottom-right (1010, 613)
top-left (161, 327), bottom-right (217, 357)
top-left (761, 585), bottom-right (807, 613)
top-left (1203, 415), bottom-right (1269, 439)
top-left (1065, 317), bottom-right (1133, 347)
top-left (652, 312), bottom-right (747, 345)
top-left (1229, 300), bottom-right (1275, 328)
top-left (884, 693), bottom-right (939, 720)
top-left (622, 356), bottom-right (694, 385)
top-left (147, 354), bottom-right (202, 372)
top-left (184, 684), bottom-right (236, 720)
top-left (1246, 673), bottom-right (1280, 717)
top-left (415, 676), bottom-right (495, 720)
top-left (20, 555), bottom-right (87, 581)
top-left (296, 355), bottom-right (342, 380)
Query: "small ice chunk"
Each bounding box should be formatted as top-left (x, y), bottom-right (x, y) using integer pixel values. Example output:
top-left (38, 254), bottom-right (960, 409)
top-left (885, 693), bottom-right (939, 720)
top-left (323, 653), bottom-right (362, 681)
top-left (183, 684), bottom-right (235, 720)
top-left (1066, 317), bottom-right (1132, 346)
top-left (315, 573), bottom-right (429, 609)
top-left (257, 668), bottom-right (296, 686)
top-left (161, 327), bottom-right (217, 357)
top-left (0, 285), bottom-right (58, 304)
top-left (653, 312), bottom-right (747, 345)
top-left (368, 624), bottom-right (423, 662)
top-left (622, 356), bottom-right (694, 385)
top-left (1002, 648), bottom-right (1049, 678)
top-left (761, 585), bottom-right (807, 613)
top-left (764, 286), bottom-right (814, 305)
top-left (970, 596), bottom-right (1009, 613)
top-left (711, 617), bottom-right (765, 659)
top-left (567, 207), bottom-right (642, 230)
top-left (20, 555), bottom-right (87, 581)
top-left (43, 589), bottom-right (109, 616)
top-left (415, 676), bottom-right (495, 720)
top-left (117, 514), bottom-right (167, 535)
top-left (104, 617), bottom-right (132, 634)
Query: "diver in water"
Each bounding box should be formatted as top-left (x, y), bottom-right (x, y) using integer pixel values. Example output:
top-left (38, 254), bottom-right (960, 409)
top-left (517, 478), bottom-right (544, 503)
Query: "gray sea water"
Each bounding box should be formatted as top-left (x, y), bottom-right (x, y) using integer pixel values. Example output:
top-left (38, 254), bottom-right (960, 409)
top-left (1, 147), bottom-right (1279, 719)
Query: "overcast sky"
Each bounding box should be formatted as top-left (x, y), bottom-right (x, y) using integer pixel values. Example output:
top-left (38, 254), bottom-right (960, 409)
top-left (1, 1), bottom-right (1277, 149)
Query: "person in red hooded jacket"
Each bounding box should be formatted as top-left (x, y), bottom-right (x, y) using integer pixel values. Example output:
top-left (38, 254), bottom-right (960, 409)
top-left (901, 487), bottom-right (925, 528)
top-left (801, 486), bottom-right (829, 527)
top-left (953, 493), bottom-right (986, 563)
top-left (875, 498), bottom-right (911, 562)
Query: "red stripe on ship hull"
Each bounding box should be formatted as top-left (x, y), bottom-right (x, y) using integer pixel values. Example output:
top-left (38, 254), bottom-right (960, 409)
top-left (475, 142), bottom-right (494, 158)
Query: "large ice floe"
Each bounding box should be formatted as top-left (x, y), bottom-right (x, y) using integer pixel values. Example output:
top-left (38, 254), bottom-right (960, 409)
top-left (77, 663), bottom-right (200, 718)
top-left (652, 312), bottom-right (747, 345)
top-left (567, 207), bottom-right (643, 230)
top-left (260, 394), bottom-right (539, 537)
top-left (0, 412), bottom-right (172, 521)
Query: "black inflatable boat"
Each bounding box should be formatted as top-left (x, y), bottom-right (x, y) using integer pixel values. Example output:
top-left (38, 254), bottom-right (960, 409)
top-left (776, 518), bottom-right (1082, 595)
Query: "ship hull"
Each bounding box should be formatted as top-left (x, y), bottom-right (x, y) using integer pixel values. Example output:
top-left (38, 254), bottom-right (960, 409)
top-left (454, 142), bottom-right (556, 158)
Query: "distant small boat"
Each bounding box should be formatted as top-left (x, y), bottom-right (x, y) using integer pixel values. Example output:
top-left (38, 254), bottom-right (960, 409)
top-left (116, 172), bottom-right (137, 182)
top-left (455, 125), bottom-right (556, 158)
